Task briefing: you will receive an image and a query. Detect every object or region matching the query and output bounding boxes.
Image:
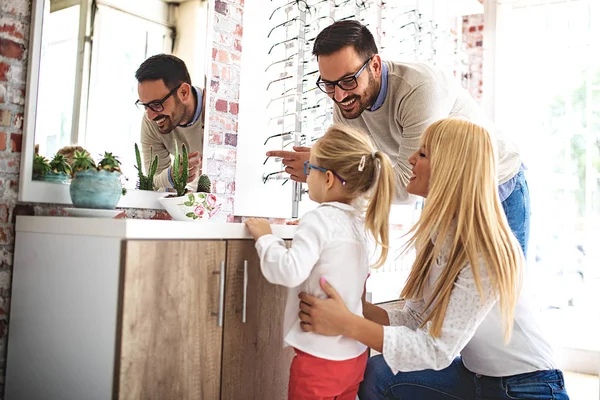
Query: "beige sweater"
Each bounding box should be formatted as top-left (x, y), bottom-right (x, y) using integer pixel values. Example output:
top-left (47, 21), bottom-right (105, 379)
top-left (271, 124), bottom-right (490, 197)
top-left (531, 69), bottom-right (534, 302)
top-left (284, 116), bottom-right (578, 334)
top-left (334, 61), bottom-right (522, 203)
top-left (140, 88), bottom-right (204, 190)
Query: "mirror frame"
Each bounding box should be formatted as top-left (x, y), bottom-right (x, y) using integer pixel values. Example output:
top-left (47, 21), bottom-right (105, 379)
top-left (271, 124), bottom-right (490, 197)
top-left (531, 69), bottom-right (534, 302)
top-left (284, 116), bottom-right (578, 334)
top-left (18, 0), bottom-right (215, 209)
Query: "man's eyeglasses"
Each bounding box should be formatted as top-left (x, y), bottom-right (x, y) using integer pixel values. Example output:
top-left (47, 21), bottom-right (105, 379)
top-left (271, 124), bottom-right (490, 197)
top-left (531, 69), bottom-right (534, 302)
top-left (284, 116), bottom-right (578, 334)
top-left (316, 56), bottom-right (372, 94)
top-left (135, 83), bottom-right (181, 113)
top-left (303, 161), bottom-right (346, 185)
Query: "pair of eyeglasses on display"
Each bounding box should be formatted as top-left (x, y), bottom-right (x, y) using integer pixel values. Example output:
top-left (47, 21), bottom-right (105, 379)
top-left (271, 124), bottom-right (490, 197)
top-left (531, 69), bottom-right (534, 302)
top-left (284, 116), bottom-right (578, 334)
top-left (333, 0), bottom-right (367, 10)
top-left (267, 16), bottom-right (306, 38)
top-left (262, 170), bottom-right (290, 184)
top-left (265, 53), bottom-right (298, 73)
top-left (135, 83), bottom-right (182, 112)
top-left (269, 0), bottom-right (315, 21)
top-left (263, 130), bottom-right (300, 146)
top-left (266, 75), bottom-right (294, 91)
top-left (266, 93), bottom-right (303, 109)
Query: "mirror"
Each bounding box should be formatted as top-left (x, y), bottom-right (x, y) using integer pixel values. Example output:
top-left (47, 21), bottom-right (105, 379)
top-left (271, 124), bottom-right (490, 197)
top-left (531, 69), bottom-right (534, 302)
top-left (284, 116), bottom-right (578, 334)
top-left (20, 0), bottom-right (213, 208)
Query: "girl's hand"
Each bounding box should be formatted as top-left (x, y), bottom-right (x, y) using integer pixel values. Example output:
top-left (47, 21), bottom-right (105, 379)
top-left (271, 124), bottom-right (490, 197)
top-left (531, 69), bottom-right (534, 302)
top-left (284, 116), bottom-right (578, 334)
top-left (298, 278), bottom-right (356, 337)
top-left (244, 218), bottom-right (273, 241)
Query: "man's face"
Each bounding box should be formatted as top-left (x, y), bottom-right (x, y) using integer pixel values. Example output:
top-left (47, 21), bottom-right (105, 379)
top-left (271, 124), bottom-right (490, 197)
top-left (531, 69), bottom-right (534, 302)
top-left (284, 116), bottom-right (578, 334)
top-left (137, 79), bottom-right (186, 134)
top-left (317, 46), bottom-right (382, 120)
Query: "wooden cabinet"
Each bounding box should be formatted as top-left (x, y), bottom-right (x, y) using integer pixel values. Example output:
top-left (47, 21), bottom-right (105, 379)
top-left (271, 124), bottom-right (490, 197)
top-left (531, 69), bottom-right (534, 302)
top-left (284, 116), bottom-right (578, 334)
top-left (116, 241), bottom-right (226, 400)
top-left (6, 217), bottom-right (299, 400)
top-left (221, 240), bottom-right (294, 400)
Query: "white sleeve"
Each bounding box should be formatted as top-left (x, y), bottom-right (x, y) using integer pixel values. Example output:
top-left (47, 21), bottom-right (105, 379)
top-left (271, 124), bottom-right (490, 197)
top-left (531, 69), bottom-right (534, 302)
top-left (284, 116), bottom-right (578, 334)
top-left (382, 264), bottom-right (497, 373)
top-left (386, 299), bottom-right (426, 330)
top-left (254, 210), bottom-right (329, 288)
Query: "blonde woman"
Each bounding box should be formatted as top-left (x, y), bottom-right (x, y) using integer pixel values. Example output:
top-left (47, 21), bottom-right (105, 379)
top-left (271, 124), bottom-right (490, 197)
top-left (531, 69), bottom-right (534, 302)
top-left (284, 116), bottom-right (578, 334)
top-left (298, 119), bottom-right (569, 399)
top-left (245, 124), bottom-right (395, 400)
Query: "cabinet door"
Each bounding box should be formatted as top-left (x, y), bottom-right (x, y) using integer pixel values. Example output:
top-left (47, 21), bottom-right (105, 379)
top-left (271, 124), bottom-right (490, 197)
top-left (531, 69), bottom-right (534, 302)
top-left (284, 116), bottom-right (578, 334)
top-left (116, 240), bottom-right (226, 400)
top-left (221, 240), bottom-right (294, 400)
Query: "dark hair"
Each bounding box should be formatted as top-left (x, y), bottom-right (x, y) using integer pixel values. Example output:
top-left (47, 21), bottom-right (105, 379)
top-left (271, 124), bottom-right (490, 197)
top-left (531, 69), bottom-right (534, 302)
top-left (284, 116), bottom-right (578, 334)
top-left (135, 54), bottom-right (192, 90)
top-left (312, 20), bottom-right (378, 60)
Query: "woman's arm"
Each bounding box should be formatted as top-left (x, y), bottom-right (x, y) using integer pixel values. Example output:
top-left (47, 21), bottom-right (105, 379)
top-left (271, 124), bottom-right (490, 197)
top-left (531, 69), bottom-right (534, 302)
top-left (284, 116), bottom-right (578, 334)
top-left (300, 264), bottom-right (496, 373)
top-left (362, 302), bottom-right (390, 326)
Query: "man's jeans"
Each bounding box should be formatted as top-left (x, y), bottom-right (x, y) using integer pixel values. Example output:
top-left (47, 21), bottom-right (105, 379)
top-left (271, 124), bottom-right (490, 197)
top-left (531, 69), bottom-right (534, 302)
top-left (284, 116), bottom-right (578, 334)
top-left (358, 356), bottom-right (569, 399)
top-left (501, 171), bottom-right (531, 258)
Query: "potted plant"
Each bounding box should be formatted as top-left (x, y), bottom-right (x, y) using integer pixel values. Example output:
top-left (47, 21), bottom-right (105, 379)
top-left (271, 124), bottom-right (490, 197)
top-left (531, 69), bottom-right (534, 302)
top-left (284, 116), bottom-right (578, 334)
top-left (134, 143), bottom-right (158, 191)
top-left (69, 150), bottom-right (126, 210)
top-left (45, 153), bottom-right (72, 183)
top-left (158, 142), bottom-right (220, 221)
top-left (32, 154), bottom-right (51, 181)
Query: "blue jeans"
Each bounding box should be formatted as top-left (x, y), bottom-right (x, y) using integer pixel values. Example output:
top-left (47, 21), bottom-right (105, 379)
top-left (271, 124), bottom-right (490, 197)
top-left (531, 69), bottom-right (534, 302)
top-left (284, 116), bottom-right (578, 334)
top-left (501, 171), bottom-right (531, 258)
top-left (358, 356), bottom-right (569, 399)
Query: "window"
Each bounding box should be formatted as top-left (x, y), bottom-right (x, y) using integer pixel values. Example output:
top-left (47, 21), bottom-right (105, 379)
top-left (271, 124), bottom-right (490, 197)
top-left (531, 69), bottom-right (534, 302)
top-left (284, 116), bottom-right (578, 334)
top-left (495, 0), bottom-right (600, 363)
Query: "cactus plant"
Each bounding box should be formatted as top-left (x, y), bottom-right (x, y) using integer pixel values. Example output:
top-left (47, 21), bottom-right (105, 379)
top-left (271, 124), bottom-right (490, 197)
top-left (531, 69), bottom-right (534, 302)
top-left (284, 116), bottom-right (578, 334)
top-left (134, 143), bottom-right (158, 191)
top-left (33, 154), bottom-right (51, 180)
top-left (49, 153), bottom-right (72, 175)
top-left (97, 152), bottom-right (122, 173)
top-left (71, 150), bottom-right (97, 175)
top-left (171, 141), bottom-right (189, 197)
top-left (197, 174), bottom-right (211, 193)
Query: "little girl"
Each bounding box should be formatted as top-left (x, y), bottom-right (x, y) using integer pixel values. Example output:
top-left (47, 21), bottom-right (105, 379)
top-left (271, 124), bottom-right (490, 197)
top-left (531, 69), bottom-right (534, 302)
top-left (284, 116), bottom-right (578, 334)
top-left (245, 124), bottom-right (395, 400)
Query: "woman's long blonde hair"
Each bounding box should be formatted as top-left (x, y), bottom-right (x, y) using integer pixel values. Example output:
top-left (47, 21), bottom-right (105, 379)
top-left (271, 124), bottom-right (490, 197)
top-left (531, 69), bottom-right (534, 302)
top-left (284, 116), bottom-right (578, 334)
top-left (401, 118), bottom-right (523, 342)
top-left (312, 124), bottom-right (395, 268)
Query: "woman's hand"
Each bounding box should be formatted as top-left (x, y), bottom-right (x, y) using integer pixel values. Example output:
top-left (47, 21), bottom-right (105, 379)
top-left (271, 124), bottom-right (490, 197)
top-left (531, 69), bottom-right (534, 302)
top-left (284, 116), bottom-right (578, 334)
top-left (244, 218), bottom-right (273, 241)
top-left (298, 278), bottom-right (356, 337)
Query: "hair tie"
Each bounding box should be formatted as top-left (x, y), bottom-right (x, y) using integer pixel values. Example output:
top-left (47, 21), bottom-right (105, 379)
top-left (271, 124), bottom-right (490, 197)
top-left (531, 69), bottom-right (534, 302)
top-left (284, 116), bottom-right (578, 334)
top-left (371, 151), bottom-right (377, 160)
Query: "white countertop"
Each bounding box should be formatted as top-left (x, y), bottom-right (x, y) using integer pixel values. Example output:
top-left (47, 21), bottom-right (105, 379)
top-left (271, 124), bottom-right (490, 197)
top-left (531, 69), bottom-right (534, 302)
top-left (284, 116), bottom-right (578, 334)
top-left (15, 216), bottom-right (297, 240)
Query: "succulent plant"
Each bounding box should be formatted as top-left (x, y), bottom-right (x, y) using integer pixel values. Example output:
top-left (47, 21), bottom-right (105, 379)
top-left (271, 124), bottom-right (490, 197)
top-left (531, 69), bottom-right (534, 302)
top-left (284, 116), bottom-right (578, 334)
top-left (71, 150), bottom-right (96, 175)
top-left (134, 143), bottom-right (158, 191)
top-left (33, 154), bottom-right (51, 179)
top-left (172, 141), bottom-right (189, 197)
top-left (197, 174), bottom-right (211, 193)
top-left (98, 152), bottom-right (122, 173)
top-left (49, 153), bottom-right (72, 175)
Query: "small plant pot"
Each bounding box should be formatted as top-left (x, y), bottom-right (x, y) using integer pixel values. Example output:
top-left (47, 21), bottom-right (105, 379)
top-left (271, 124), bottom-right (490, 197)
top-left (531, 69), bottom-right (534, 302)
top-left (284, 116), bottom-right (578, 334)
top-left (44, 171), bottom-right (70, 184)
top-left (158, 192), bottom-right (221, 222)
top-left (70, 169), bottom-right (122, 209)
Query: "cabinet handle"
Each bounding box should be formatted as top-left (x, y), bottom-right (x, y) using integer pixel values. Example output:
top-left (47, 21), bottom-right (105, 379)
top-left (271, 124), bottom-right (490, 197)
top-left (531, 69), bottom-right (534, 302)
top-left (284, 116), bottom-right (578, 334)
top-left (217, 261), bottom-right (225, 327)
top-left (242, 260), bottom-right (248, 323)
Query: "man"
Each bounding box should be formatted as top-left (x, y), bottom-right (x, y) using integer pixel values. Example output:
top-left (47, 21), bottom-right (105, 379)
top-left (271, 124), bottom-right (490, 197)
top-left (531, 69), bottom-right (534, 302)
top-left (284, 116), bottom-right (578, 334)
top-left (267, 21), bottom-right (530, 255)
top-left (136, 54), bottom-right (203, 190)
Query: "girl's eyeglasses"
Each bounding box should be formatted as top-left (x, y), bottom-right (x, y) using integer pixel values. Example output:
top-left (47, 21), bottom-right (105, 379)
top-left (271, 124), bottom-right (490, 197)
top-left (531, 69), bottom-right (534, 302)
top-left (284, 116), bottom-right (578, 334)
top-left (303, 161), bottom-right (346, 185)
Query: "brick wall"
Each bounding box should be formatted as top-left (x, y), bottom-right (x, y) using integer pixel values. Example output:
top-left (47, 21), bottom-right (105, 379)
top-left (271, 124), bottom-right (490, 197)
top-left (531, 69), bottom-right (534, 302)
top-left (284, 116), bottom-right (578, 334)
top-left (0, 0), bottom-right (30, 393)
top-left (462, 13), bottom-right (485, 102)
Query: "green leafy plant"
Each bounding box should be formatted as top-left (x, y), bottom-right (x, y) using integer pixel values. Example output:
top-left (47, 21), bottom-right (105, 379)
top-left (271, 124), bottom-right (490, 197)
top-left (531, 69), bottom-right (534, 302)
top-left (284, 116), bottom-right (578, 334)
top-left (98, 152), bottom-right (122, 173)
top-left (134, 143), bottom-right (158, 191)
top-left (49, 153), bottom-right (72, 175)
top-left (33, 154), bottom-right (51, 179)
top-left (71, 150), bottom-right (97, 174)
top-left (171, 141), bottom-right (189, 197)
top-left (197, 174), bottom-right (211, 193)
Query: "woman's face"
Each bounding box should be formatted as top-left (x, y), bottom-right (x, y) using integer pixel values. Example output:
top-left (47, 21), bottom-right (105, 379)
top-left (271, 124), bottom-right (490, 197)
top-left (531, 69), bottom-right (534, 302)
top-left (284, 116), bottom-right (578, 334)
top-left (407, 146), bottom-right (430, 198)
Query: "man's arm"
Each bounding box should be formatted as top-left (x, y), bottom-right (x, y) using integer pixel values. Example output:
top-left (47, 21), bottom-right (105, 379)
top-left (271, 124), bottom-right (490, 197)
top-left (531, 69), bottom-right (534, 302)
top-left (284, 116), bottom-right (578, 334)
top-left (141, 117), bottom-right (173, 190)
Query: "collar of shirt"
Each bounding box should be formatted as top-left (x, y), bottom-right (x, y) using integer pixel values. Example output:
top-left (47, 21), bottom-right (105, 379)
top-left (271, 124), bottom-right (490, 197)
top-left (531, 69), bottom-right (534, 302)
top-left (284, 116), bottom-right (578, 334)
top-left (319, 201), bottom-right (358, 213)
top-left (367, 61), bottom-right (388, 112)
top-left (179, 86), bottom-right (203, 128)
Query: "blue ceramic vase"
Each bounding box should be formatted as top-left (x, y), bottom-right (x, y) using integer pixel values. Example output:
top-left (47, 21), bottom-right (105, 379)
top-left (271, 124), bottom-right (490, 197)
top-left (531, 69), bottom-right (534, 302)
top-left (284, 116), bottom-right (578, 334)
top-left (70, 170), bottom-right (122, 209)
top-left (44, 171), bottom-right (70, 184)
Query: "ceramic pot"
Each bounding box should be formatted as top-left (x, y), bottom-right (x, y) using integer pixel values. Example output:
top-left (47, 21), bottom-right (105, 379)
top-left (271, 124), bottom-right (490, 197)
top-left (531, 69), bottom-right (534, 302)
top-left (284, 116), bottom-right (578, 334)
top-left (70, 169), bottom-right (122, 209)
top-left (158, 192), bottom-right (221, 222)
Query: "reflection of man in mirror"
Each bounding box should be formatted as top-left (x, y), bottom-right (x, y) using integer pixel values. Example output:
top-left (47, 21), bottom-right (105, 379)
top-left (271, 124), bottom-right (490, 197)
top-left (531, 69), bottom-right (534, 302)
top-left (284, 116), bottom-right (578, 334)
top-left (135, 54), bottom-right (204, 191)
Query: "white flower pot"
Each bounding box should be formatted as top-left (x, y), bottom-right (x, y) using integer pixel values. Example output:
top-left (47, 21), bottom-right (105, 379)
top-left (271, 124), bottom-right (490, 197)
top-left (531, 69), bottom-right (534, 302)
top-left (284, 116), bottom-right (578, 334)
top-left (158, 192), bottom-right (221, 222)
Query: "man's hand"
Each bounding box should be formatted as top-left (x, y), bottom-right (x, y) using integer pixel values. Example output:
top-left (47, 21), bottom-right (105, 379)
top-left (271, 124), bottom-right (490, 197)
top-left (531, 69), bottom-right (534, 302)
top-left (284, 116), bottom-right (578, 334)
top-left (187, 151), bottom-right (202, 183)
top-left (266, 146), bottom-right (311, 183)
top-left (244, 218), bottom-right (273, 241)
top-left (171, 151), bottom-right (202, 184)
